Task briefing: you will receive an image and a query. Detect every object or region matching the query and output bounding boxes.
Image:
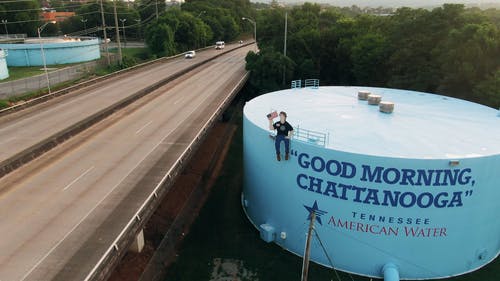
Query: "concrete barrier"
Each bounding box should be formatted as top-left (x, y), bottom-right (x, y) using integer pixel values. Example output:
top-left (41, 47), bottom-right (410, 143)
top-left (0, 42), bottom-right (254, 178)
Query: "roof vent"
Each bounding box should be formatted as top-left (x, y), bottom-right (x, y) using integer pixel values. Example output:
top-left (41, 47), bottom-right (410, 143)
top-left (368, 94), bottom-right (382, 105)
top-left (379, 101), bottom-right (394, 113)
top-left (358, 91), bottom-right (371, 100)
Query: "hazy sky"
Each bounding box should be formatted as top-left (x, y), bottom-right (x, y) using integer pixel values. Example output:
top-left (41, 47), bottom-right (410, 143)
top-left (254, 0), bottom-right (499, 8)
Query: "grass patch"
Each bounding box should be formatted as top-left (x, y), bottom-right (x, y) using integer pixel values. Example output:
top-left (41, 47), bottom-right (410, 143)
top-left (3, 66), bottom-right (45, 81)
top-left (109, 47), bottom-right (154, 61)
top-left (0, 71), bottom-right (100, 108)
top-left (2, 62), bottom-right (90, 82)
top-left (165, 105), bottom-right (500, 281)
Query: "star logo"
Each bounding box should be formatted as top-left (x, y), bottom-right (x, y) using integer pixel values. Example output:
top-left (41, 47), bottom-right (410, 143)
top-left (303, 200), bottom-right (328, 226)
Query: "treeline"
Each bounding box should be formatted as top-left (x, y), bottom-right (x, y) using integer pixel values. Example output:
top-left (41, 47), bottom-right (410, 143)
top-left (145, 0), bottom-right (254, 56)
top-left (0, 1), bottom-right (142, 38)
top-left (246, 3), bottom-right (500, 108)
top-left (0, 1), bottom-right (41, 36)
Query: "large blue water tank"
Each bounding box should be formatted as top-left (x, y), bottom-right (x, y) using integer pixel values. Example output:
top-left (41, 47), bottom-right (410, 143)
top-left (0, 37), bottom-right (100, 66)
top-left (242, 86), bottom-right (500, 279)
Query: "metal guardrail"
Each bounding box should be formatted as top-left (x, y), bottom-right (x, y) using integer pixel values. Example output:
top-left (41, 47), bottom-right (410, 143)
top-left (293, 125), bottom-right (329, 147)
top-left (82, 71), bottom-right (251, 281)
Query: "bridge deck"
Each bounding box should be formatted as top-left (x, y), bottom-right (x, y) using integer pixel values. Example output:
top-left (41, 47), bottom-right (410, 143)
top-left (0, 43), bottom-right (243, 175)
top-left (0, 45), bottom-right (252, 281)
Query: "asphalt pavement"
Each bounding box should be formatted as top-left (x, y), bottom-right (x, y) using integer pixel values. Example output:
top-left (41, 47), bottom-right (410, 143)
top-left (0, 45), bottom-right (252, 281)
top-left (0, 44), bottom-right (242, 171)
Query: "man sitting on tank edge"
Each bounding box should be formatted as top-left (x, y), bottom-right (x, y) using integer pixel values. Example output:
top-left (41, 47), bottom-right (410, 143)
top-left (268, 111), bottom-right (294, 161)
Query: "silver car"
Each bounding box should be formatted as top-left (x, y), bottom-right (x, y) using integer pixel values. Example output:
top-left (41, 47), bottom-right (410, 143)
top-left (185, 50), bottom-right (196, 59)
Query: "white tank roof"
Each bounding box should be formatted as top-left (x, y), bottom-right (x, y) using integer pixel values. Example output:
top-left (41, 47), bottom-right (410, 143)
top-left (244, 86), bottom-right (500, 159)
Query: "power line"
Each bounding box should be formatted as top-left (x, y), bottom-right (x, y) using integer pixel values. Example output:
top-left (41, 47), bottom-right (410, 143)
top-left (2, 11), bottom-right (100, 25)
top-left (1, 3), bottom-right (95, 13)
top-left (0, 0), bottom-right (34, 3)
top-left (313, 228), bottom-right (345, 281)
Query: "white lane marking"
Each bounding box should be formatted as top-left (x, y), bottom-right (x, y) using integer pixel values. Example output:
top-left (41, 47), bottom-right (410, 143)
top-left (135, 120), bottom-right (153, 135)
top-left (22, 56), bottom-right (241, 281)
top-left (62, 166), bottom-right (95, 191)
top-left (174, 97), bottom-right (183, 105)
top-left (20, 125), bottom-right (177, 281)
top-left (0, 137), bottom-right (14, 145)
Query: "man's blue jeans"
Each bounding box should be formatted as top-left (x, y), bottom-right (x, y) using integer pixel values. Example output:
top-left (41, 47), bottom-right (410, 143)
top-left (275, 135), bottom-right (290, 155)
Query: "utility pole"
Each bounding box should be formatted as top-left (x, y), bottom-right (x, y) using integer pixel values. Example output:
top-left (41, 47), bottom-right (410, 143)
top-left (113, 0), bottom-right (123, 65)
top-left (301, 211), bottom-right (315, 281)
top-left (120, 19), bottom-right (127, 47)
top-left (282, 11), bottom-right (288, 86)
top-left (99, 0), bottom-right (110, 65)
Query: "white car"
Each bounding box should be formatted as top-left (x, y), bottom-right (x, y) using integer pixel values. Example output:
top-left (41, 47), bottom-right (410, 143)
top-left (185, 50), bottom-right (196, 59)
top-left (215, 41), bottom-right (225, 49)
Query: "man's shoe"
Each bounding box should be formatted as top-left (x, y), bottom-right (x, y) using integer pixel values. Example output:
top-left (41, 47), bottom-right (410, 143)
top-left (285, 153), bottom-right (289, 160)
top-left (277, 154), bottom-right (281, 161)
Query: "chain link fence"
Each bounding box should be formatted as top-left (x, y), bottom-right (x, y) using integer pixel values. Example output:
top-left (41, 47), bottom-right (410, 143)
top-left (0, 56), bottom-right (115, 99)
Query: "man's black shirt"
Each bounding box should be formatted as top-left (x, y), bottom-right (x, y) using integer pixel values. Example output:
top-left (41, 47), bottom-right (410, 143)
top-left (273, 121), bottom-right (293, 136)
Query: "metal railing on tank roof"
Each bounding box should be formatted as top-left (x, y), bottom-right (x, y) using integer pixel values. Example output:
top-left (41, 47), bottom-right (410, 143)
top-left (293, 125), bottom-right (329, 147)
top-left (290, 79), bottom-right (319, 89)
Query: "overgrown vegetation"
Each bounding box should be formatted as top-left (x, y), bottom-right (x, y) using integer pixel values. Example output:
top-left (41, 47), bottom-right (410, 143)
top-left (246, 3), bottom-right (500, 108)
top-left (144, 0), bottom-right (254, 56)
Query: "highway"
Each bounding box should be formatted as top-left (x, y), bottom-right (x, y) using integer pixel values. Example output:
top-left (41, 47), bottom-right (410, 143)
top-left (0, 45), bottom-right (252, 281)
top-left (0, 43), bottom-right (243, 175)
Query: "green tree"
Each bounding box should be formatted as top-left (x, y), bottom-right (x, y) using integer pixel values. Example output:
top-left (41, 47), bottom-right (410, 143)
top-left (350, 32), bottom-right (389, 86)
top-left (473, 69), bottom-right (500, 108)
top-left (135, 0), bottom-right (166, 22)
top-left (182, 1), bottom-right (242, 42)
top-left (59, 1), bottom-right (140, 39)
top-left (145, 23), bottom-right (175, 56)
top-left (0, 0), bottom-right (41, 36)
top-left (145, 8), bottom-right (212, 55)
top-left (246, 48), bottom-right (295, 94)
top-left (436, 22), bottom-right (500, 101)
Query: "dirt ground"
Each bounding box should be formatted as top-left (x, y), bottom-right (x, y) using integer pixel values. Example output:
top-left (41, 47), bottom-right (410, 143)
top-left (107, 121), bottom-right (237, 281)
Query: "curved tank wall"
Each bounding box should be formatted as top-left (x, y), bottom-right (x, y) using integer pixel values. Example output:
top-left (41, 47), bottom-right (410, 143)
top-left (0, 49), bottom-right (8, 80)
top-left (242, 86), bottom-right (500, 280)
top-left (0, 37), bottom-right (100, 66)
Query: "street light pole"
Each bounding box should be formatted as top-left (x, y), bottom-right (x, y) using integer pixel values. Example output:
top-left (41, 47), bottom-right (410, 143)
top-left (1, 20), bottom-right (8, 37)
top-left (197, 11), bottom-right (206, 48)
top-left (81, 18), bottom-right (88, 34)
top-left (38, 21), bottom-right (54, 94)
top-left (134, 19), bottom-right (141, 41)
top-left (120, 18), bottom-right (126, 47)
top-left (242, 17), bottom-right (256, 51)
